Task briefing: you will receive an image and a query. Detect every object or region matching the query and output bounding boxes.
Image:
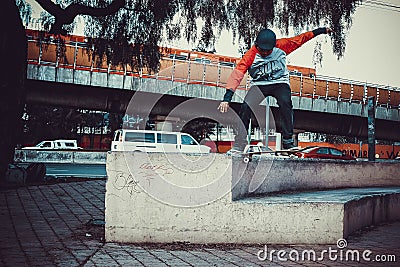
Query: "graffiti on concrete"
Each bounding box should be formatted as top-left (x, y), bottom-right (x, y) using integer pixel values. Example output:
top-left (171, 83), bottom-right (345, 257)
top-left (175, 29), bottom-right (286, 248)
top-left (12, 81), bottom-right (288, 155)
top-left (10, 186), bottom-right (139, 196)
top-left (110, 170), bottom-right (140, 196)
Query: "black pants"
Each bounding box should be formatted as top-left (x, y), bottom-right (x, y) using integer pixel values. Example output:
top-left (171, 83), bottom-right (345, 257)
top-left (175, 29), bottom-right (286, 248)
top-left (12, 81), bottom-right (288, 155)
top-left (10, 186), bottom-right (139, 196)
top-left (235, 83), bottom-right (293, 144)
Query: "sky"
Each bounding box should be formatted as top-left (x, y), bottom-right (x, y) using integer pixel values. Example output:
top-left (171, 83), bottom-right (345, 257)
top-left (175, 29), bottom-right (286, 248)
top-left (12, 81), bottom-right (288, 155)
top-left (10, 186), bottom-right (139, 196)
top-left (210, 1), bottom-right (400, 88)
top-left (26, 0), bottom-right (400, 88)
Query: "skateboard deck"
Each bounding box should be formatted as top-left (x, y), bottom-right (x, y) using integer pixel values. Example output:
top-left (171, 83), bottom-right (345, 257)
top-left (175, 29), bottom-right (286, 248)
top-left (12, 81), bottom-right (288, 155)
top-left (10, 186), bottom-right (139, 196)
top-left (236, 148), bottom-right (301, 163)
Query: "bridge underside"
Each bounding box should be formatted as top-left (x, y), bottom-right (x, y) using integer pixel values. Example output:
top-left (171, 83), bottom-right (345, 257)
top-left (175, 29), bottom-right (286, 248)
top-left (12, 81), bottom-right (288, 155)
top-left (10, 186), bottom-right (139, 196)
top-left (26, 79), bottom-right (400, 141)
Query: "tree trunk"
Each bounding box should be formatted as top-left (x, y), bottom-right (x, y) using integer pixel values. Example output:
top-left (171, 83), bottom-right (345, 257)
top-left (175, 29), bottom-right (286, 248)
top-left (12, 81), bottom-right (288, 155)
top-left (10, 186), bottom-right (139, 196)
top-left (0, 1), bottom-right (27, 180)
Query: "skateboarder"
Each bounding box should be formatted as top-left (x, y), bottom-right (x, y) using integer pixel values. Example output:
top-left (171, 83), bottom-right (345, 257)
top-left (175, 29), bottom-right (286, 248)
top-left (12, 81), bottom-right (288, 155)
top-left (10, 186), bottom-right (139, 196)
top-left (218, 27), bottom-right (333, 150)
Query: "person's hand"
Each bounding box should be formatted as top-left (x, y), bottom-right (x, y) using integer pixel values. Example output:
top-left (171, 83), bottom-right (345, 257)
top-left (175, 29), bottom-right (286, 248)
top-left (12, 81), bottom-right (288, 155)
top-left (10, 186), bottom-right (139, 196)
top-left (326, 27), bottom-right (335, 35)
top-left (218, 102), bottom-right (230, 113)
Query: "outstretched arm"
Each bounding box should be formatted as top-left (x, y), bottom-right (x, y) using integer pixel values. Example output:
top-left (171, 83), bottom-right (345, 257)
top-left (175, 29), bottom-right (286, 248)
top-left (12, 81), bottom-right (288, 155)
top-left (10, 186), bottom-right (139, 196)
top-left (277, 27), bottom-right (333, 55)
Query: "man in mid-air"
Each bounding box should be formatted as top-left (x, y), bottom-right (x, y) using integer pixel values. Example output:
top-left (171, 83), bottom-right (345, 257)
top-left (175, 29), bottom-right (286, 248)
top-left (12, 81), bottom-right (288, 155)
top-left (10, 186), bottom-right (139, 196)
top-left (218, 27), bottom-right (333, 150)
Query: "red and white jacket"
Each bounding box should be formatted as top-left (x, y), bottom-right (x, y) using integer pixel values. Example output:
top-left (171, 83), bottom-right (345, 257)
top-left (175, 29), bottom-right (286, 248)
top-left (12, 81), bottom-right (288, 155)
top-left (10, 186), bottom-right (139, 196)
top-left (226, 31), bottom-right (317, 90)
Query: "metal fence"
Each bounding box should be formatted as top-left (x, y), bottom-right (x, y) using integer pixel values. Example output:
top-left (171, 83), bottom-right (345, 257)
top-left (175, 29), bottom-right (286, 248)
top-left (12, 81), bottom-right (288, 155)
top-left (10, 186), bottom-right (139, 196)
top-left (26, 32), bottom-right (400, 109)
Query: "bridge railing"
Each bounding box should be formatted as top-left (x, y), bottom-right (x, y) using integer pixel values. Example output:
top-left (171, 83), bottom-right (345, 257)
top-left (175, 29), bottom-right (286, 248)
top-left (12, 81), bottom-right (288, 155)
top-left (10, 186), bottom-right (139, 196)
top-left (290, 74), bottom-right (400, 109)
top-left (26, 31), bottom-right (400, 109)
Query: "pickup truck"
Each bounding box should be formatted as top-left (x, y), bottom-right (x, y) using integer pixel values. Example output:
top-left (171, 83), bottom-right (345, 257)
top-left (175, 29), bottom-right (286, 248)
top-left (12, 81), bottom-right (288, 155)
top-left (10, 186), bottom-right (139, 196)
top-left (22, 140), bottom-right (81, 150)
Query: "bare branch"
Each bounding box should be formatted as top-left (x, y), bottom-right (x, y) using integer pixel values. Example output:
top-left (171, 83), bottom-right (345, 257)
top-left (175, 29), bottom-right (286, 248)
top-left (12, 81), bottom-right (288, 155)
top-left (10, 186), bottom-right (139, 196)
top-left (34, 0), bottom-right (125, 34)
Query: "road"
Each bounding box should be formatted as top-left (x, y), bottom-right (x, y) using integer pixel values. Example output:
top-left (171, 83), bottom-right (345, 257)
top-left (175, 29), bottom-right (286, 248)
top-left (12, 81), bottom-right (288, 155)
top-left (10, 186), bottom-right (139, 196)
top-left (45, 163), bottom-right (107, 178)
top-left (19, 163), bottom-right (107, 178)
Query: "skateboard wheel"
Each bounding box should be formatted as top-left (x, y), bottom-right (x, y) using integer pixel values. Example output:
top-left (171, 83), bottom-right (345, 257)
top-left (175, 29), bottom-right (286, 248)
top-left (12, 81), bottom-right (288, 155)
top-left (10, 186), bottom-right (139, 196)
top-left (243, 157), bottom-right (250, 163)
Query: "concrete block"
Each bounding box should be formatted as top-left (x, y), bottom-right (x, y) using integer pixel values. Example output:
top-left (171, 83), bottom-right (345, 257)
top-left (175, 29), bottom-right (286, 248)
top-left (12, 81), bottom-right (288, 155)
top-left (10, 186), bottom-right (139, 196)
top-left (349, 103), bottom-right (362, 116)
top-left (91, 72), bottom-right (108, 87)
top-left (14, 149), bottom-right (106, 164)
top-left (375, 107), bottom-right (388, 120)
top-left (243, 188), bottom-right (400, 240)
top-left (344, 192), bottom-right (400, 237)
top-left (105, 152), bottom-right (400, 244)
top-left (108, 74), bottom-right (124, 89)
top-left (122, 76), bottom-right (133, 90)
top-left (291, 96), bottom-right (301, 109)
top-left (57, 68), bottom-right (73, 83)
top-left (326, 100), bottom-right (338, 113)
top-left (337, 102), bottom-right (350, 115)
top-left (17, 150), bottom-right (73, 163)
top-left (387, 109), bottom-right (399, 121)
top-left (312, 98), bottom-right (326, 112)
top-left (38, 66), bottom-right (56, 82)
top-left (298, 97), bottom-right (313, 111)
top-left (234, 157), bottom-right (400, 198)
top-left (74, 70), bottom-right (91, 85)
top-left (27, 65), bottom-right (37, 79)
top-left (72, 151), bottom-right (106, 164)
top-left (105, 152), bottom-right (343, 244)
top-left (215, 87), bottom-right (225, 102)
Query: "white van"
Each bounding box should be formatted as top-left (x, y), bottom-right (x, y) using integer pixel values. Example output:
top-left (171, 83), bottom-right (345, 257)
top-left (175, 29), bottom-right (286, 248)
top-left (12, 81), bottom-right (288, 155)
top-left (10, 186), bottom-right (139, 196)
top-left (111, 129), bottom-right (210, 153)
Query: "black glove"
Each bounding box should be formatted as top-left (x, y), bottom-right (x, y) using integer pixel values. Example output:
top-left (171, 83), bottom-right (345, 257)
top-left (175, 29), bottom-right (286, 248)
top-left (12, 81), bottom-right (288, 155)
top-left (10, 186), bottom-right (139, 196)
top-left (312, 27), bottom-right (327, 36)
top-left (222, 89), bottom-right (234, 102)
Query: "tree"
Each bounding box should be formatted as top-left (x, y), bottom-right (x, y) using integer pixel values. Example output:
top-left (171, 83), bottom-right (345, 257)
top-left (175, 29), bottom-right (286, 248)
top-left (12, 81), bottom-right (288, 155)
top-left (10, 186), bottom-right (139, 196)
top-left (1, 0), bottom-right (362, 180)
top-left (24, 0), bottom-right (361, 70)
top-left (21, 105), bottom-right (82, 144)
top-left (1, 1), bottom-right (27, 179)
top-left (181, 118), bottom-right (216, 143)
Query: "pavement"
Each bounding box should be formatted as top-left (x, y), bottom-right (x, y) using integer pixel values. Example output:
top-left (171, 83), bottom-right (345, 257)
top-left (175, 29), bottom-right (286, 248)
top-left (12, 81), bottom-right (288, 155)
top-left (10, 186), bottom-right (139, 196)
top-left (0, 179), bottom-right (399, 267)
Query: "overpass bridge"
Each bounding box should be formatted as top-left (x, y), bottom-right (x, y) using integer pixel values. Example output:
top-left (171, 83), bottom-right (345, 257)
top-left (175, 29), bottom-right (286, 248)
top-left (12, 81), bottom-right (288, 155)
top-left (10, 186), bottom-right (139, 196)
top-left (25, 30), bottom-right (400, 140)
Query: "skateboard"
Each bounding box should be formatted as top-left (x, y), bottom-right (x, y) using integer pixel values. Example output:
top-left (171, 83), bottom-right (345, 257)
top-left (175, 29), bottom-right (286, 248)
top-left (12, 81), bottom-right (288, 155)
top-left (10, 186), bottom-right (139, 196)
top-left (239, 148), bottom-right (301, 163)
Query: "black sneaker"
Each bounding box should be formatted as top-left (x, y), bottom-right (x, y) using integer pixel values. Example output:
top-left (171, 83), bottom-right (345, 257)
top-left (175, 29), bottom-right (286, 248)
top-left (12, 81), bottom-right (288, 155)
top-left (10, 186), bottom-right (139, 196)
top-left (282, 141), bottom-right (296, 150)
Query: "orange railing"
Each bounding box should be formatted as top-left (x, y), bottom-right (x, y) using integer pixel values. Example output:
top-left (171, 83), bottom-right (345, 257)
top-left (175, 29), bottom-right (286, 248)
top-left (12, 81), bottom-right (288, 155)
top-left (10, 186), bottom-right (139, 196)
top-left (26, 29), bottom-right (400, 109)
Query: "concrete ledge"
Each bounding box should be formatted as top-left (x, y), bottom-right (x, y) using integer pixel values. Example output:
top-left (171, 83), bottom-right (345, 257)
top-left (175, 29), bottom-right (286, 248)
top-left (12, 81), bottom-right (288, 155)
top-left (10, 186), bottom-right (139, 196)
top-left (105, 152), bottom-right (400, 245)
top-left (14, 149), bottom-right (106, 164)
top-left (232, 156), bottom-right (400, 199)
top-left (240, 188), bottom-right (400, 242)
top-left (344, 191), bottom-right (400, 237)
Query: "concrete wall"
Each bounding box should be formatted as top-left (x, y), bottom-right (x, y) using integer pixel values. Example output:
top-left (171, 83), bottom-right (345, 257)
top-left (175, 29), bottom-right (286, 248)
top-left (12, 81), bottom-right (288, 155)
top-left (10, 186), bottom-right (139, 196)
top-left (232, 156), bottom-right (400, 200)
top-left (105, 152), bottom-right (345, 244)
top-left (14, 149), bottom-right (106, 164)
top-left (105, 152), bottom-right (400, 244)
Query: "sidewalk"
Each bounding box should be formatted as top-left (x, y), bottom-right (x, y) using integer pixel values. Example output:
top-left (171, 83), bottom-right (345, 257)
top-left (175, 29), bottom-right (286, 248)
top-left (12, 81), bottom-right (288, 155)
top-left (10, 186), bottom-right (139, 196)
top-left (0, 180), bottom-right (399, 266)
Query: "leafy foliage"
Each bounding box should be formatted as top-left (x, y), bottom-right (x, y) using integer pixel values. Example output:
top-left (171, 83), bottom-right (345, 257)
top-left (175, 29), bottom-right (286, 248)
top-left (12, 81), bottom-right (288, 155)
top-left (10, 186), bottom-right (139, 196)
top-left (19, 0), bottom-right (363, 72)
top-left (16, 0), bottom-right (32, 26)
top-left (181, 118), bottom-right (216, 143)
top-left (21, 105), bottom-right (122, 147)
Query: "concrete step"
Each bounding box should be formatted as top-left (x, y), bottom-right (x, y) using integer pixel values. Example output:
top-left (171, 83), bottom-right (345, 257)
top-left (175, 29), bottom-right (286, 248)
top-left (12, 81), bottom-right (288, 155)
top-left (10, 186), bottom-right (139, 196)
top-left (239, 187), bottom-right (400, 242)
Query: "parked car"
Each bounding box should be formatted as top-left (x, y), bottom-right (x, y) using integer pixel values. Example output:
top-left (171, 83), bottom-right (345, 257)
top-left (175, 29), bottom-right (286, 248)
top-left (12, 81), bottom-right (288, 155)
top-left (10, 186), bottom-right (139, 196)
top-left (294, 146), bottom-right (356, 160)
top-left (22, 140), bottom-right (82, 150)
